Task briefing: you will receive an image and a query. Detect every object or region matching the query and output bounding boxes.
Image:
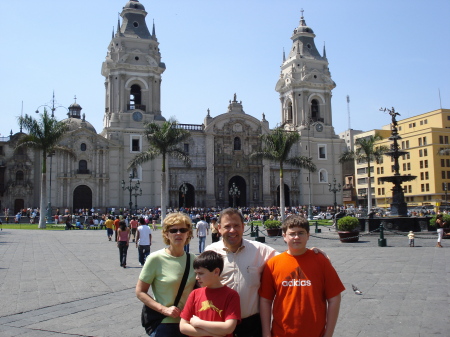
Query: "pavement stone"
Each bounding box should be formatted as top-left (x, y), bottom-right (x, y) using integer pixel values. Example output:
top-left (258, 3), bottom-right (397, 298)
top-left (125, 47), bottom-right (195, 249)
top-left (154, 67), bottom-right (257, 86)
top-left (0, 225), bottom-right (449, 336)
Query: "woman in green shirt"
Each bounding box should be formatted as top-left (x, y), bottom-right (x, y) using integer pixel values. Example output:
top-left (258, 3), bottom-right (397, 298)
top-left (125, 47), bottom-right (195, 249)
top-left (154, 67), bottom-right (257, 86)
top-left (136, 212), bottom-right (196, 337)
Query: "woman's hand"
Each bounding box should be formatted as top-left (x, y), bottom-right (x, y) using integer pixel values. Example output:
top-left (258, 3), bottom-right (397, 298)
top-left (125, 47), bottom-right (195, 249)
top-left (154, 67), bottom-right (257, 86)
top-left (161, 305), bottom-right (181, 318)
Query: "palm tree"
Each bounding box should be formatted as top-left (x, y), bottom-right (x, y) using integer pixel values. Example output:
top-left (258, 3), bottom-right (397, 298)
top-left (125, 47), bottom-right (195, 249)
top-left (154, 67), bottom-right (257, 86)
top-left (339, 133), bottom-right (388, 211)
top-left (17, 109), bottom-right (74, 229)
top-left (250, 127), bottom-right (316, 221)
top-left (129, 119), bottom-right (191, 221)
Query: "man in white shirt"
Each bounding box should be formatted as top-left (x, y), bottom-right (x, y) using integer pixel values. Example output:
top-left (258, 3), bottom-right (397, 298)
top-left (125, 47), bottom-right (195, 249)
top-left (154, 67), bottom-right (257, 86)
top-left (196, 216), bottom-right (209, 253)
top-left (204, 208), bottom-right (277, 337)
top-left (135, 217), bottom-right (152, 266)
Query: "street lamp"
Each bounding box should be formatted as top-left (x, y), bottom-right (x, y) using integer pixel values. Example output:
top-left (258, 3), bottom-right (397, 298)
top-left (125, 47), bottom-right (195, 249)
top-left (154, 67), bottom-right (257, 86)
top-left (328, 177), bottom-right (341, 215)
top-left (121, 173), bottom-right (140, 214)
top-left (132, 185), bottom-right (142, 215)
top-left (359, 190), bottom-right (367, 214)
top-left (35, 92), bottom-right (67, 223)
top-left (229, 182), bottom-right (240, 208)
top-left (181, 182), bottom-right (188, 208)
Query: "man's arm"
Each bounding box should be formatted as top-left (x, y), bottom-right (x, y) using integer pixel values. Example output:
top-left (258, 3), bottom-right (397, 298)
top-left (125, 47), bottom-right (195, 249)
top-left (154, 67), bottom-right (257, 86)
top-left (179, 318), bottom-right (224, 337)
top-left (323, 294), bottom-right (342, 337)
top-left (189, 315), bottom-right (237, 336)
top-left (149, 233), bottom-right (152, 245)
top-left (135, 229), bottom-right (140, 247)
top-left (260, 297), bottom-right (273, 337)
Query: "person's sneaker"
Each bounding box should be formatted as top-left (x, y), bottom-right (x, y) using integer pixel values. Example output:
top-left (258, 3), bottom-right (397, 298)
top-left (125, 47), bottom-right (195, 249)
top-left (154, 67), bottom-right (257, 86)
top-left (140, 263), bottom-right (144, 267)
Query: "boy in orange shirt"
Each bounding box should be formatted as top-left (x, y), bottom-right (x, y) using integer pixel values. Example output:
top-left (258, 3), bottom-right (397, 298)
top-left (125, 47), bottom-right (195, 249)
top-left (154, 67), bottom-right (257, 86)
top-left (259, 215), bottom-right (345, 337)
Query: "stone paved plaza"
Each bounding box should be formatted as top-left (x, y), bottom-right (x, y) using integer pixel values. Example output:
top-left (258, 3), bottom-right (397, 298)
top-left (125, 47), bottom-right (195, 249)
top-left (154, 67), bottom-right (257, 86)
top-left (0, 226), bottom-right (449, 336)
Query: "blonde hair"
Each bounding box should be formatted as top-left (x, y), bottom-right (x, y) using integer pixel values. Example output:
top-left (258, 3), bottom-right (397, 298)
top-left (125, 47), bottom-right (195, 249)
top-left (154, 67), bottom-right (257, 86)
top-left (162, 212), bottom-right (193, 246)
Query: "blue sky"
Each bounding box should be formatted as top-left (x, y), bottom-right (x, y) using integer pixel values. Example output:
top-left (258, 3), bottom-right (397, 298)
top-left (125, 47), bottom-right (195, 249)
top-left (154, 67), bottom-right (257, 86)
top-left (1, 0), bottom-right (449, 138)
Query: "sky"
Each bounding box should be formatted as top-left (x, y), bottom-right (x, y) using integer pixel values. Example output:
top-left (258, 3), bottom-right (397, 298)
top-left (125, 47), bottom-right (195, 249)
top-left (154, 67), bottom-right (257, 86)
top-left (1, 0), bottom-right (449, 138)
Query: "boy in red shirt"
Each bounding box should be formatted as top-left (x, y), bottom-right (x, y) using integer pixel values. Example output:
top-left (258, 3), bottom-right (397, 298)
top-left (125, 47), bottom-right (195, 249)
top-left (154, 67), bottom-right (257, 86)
top-left (259, 215), bottom-right (345, 337)
top-left (180, 251), bottom-right (241, 337)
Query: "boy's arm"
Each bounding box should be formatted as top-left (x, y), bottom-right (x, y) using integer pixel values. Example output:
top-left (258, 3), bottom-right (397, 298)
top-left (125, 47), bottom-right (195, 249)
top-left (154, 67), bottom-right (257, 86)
top-left (190, 315), bottom-right (237, 336)
top-left (260, 297), bottom-right (273, 337)
top-left (179, 318), bottom-right (225, 337)
top-left (323, 293), bottom-right (342, 337)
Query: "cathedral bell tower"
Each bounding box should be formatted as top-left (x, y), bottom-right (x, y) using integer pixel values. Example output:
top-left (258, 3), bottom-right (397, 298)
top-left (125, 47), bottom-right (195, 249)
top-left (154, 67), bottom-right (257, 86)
top-left (101, 0), bottom-right (166, 129)
top-left (275, 11), bottom-right (336, 130)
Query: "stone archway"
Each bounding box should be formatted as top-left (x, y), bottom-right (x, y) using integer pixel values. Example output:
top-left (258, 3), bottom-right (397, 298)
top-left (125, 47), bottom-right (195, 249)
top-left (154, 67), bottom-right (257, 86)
top-left (277, 184), bottom-right (290, 207)
top-left (73, 185), bottom-right (92, 213)
top-left (179, 183), bottom-right (195, 208)
top-left (228, 176), bottom-right (247, 207)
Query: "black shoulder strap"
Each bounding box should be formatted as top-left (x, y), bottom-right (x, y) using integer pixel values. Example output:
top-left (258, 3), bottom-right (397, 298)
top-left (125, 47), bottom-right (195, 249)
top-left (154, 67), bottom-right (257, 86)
top-left (173, 253), bottom-right (190, 307)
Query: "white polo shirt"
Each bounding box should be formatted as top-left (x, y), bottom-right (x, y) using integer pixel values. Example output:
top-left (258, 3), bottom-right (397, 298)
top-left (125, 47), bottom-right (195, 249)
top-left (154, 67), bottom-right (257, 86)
top-left (204, 239), bottom-right (278, 319)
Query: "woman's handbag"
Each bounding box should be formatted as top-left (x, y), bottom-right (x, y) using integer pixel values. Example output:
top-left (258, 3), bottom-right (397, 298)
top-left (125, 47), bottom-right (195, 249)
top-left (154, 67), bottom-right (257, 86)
top-left (141, 253), bottom-right (191, 334)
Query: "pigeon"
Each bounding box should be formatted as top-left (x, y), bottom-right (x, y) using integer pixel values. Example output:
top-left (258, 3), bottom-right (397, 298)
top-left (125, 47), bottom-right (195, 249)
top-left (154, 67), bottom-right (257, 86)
top-left (352, 284), bottom-right (362, 295)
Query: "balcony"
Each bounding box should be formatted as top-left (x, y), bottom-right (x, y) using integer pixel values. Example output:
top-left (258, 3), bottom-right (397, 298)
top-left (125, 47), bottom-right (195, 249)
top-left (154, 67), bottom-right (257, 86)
top-left (127, 104), bottom-right (146, 112)
top-left (77, 169), bottom-right (90, 175)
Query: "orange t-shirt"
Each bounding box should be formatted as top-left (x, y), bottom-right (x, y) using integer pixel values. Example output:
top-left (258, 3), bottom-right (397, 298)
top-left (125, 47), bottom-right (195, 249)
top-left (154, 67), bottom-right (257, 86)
top-left (259, 250), bottom-right (345, 337)
top-left (113, 219), bottom-right (120, 230)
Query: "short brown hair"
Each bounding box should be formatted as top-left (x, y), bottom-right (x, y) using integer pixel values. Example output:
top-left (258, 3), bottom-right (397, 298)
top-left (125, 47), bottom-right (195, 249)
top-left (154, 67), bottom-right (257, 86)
top-left (218, 208), bottom-right (244, 224)
top-left (162, 212), bottom-right (193, 245)
top-left (281, 215), bottom-right (310, 233)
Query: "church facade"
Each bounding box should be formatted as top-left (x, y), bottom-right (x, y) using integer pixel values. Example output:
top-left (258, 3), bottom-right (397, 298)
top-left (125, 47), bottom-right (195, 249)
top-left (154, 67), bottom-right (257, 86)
top-left (0, 0), bottom-right (343, 214)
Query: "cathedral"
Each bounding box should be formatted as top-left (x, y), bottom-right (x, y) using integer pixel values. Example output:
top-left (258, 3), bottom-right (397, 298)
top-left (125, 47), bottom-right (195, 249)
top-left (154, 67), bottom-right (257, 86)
top-left (0, 0), bottom-right (343, 214)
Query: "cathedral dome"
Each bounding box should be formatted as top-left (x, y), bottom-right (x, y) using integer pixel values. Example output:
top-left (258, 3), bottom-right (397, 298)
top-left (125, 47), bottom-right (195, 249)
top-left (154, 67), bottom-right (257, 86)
top-left (62, 117), bottom-right (97, 134)
top-left (123, 0), bottom-right (145, 11)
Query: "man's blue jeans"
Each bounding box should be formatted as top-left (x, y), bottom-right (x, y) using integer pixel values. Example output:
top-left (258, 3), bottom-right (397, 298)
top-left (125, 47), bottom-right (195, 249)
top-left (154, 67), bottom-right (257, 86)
top-left (198, 236), bottom-right (206, 253)
top-left (138, 245), bottom-right (150, 265)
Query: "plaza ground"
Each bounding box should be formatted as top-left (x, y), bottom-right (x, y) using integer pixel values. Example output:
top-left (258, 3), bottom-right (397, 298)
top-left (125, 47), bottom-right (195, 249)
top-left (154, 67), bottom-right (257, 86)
top-left (0, 226), bottom-right (449, 336)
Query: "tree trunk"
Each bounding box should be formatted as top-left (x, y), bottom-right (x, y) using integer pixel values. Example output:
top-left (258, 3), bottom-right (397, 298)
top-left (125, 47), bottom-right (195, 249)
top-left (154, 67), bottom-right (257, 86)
top-left (160, 154), bottom-right (167, 222)
top-left (367, 161), bottom-right (372, 211)
top-left (38, 172), bottom-right (47, 229)
top-left (279, 167), bottom-right (285, 221)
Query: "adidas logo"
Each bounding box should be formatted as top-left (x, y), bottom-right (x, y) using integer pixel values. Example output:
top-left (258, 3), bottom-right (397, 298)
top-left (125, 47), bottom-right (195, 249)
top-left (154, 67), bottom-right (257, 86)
top-left (282, 266), bottom-right (311, 287)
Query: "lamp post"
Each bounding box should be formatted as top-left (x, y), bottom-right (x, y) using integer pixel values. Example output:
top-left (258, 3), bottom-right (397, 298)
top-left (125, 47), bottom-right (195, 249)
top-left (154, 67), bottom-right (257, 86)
top-left (229, 182), bottom-right (240, 208)
top-left (328, 177), bottom-right (341, 216)
top-left (132, 185), bottom-right (142, 215)
top-left (444, 182), bottom-right (448, 212)
top-left (121, 173), bottom-right (140, 215)
top-left (181, 182), bottom-right (188, 208)
top-left (35, 92), bottom-right (67, 223)
top-left (359, 190), bottom-right (367, 215)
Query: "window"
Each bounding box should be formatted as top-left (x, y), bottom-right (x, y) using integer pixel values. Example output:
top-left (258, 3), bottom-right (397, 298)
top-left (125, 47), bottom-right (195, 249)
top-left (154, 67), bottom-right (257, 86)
top-left (421, 184), bottom-right (425, 192)
top-left (420, 172), bottom-right (424, 180)
top-left (184, 143), bottom-right (190, 154)
top-left (318, 144), bottom-right (327, 159)
top-left (442, 159), bottom-right (445, 167)
top-left (406, 140), bottom-right (409, 148)
top-left (418, 138), bottom-right (422, 146)
top-left (409, 185), bottom-right (412, 193)
top-left (447, 159), bottom-right (450, 167)
top-left (407, 163), bottom-right (411, 170)
top-left (443, 171), bottom-right (446, 179)
top-left (447, 171), bottom-right (450, 179)
top-left (419, 149), bottom-right (423, 157)
top-left (424, 119), bottom-right (428, 124)
top-left (426, 183), bottom-right (430, 192)
top-left (80, 143), bottom-right (87, 151)
top-left (420, 161), bottom-right (423, 169)
top-left (423, 137), bottom-right (427, 145)
top-left (130, 135), bottom-right (142, 152)
top-left (357, 178), bottom-right (366, 184)
top-left (78, 160), bottom-right (88, 174)
top-left (424, 149), bottom-right (428, 156)
top-left (357, 168), bottom-right (365, 175)
top-left (286, 102), bottom-right (293, 122)
top-left (424, 160), bottom-right (428, 168)
top-left (130, 84), bottom-right (142, 107)
top-left (234, 137), bottom-right (241, 151)
top-left (311, 99), bottom-right (320, 122)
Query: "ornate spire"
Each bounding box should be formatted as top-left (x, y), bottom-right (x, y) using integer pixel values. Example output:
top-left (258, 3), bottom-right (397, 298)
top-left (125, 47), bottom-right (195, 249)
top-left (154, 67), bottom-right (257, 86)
top-left (323, 42), bottom-right (327, 58)
top-left (152, 19), bottom-right (156, 40)
top-left (283, 47), bottom-right (286, 62)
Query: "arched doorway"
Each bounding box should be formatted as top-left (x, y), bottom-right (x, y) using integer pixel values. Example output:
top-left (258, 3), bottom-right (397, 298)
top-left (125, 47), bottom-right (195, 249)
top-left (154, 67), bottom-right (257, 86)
top-left (73, 185), bottom-right (92, 212)
top-left (277, 184), bottom-right (290, 207)
top-left (14, 199), bottom-right (24, 215)
top-left (179, 183), bottom-right (195, 208)
top-left (228, 176), bottom-right (246, 207)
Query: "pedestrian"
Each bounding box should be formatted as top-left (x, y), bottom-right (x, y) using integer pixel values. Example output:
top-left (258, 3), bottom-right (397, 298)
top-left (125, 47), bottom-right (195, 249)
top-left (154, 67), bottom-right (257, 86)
top-left (117, 220), bottom-right (130, 268)
top-left (152, 219), bottom-right (157, 231)
top-left (259, 215), bottom-right (344, 337)
top-left (205, 208), bottom-right (326, 337)
top-left (180, 251), bottom-right (241, 337)
top-left (113, 216), bottom-right (120, 242)
top-left (136, 212), bottom-right (196, 337)
top-left (105, 216), bottom-right (114, 241)
top-left (136, 217), bottom-right (152, 266)
top-left (435, 214), bottom-right (445, 248)
top-left (210, 217), bottom-right (220, 243)
top-left (196, 216), bottom-right (209, 253)
top-left (130, 216), bottom-right (138, 242)
top-left (408, 231), bottom-right (415, 247)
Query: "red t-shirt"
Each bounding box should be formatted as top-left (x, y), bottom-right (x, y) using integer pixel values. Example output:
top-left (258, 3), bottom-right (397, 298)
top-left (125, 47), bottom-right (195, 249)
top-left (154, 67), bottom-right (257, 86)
top-left (259, 250), bottom-right (345, 337)
top-left (113, 219), bottom-right (120, 230)
top-left (180, 285), bottom-right (241, 337)
top-left (130, 220), bottom-right (138, 229)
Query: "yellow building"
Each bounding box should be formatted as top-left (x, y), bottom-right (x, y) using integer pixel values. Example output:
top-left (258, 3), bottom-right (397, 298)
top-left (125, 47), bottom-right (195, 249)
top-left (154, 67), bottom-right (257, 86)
top-left (354, 108), bottom-right (450, 212)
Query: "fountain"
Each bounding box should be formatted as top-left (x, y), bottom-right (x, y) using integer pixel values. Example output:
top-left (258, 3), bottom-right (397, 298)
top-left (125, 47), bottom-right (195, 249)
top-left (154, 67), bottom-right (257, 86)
top-left (378, 107), bottom-right (417, 216)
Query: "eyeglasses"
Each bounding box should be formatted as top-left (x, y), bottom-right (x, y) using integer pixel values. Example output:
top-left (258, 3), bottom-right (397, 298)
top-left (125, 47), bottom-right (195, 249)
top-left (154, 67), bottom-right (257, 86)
top-left (287, 232), bottom-right (308, 238)
top-left (168, 228), bottom-right (189, 234)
